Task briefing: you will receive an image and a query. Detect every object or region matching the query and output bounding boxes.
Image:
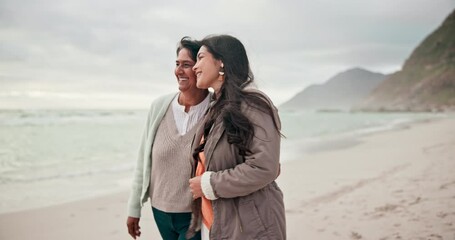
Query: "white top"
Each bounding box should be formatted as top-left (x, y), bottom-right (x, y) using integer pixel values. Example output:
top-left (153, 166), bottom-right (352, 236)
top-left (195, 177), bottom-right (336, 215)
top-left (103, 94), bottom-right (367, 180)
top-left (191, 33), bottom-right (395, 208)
top-left (172, 93), bottom-right (211, 135)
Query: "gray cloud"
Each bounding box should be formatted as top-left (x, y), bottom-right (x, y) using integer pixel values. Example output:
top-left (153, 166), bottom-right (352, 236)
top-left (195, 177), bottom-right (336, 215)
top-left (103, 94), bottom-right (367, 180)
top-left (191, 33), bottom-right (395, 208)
top-left (0, 0), bottom-right (454, 108)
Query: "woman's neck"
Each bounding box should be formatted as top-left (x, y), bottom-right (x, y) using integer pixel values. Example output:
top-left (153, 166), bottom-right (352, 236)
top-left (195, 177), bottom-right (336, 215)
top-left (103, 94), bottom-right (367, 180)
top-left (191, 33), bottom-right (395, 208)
top-left (178, 90), bottom-right (209, 112)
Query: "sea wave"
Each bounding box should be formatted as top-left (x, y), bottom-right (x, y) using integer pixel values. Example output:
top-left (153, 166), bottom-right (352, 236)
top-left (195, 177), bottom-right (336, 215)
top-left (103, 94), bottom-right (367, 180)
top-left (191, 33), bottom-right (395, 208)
top-left (0, 109), bottom-right (146, 126)
top-left (0, 162), bottom-right (135, 184)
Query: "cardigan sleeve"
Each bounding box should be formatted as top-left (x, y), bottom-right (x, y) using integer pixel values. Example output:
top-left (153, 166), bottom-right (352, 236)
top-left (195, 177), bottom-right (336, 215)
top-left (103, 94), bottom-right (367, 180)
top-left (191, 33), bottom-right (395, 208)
top-left (127, 108), bottom-right (151, 218)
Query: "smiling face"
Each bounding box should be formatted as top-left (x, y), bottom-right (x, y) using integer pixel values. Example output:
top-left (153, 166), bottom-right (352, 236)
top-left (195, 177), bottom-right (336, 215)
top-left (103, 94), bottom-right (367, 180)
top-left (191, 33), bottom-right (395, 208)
top-left (175, 48), bottom-right (197, 93)
top-left (193, 46), bottom-right (224, 93)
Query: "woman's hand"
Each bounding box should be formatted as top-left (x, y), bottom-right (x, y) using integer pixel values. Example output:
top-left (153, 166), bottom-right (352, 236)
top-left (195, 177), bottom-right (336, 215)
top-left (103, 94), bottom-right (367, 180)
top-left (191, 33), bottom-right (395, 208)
top-left (126, 216), bottom-right (141, 239)
top-left (189, 176), bottom-right (203, 199)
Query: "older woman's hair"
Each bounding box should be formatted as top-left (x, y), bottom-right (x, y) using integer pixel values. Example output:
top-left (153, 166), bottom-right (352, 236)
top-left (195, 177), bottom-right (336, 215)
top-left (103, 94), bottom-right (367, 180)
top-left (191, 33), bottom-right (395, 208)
top-left (176, 36), bottom-right (201, 62)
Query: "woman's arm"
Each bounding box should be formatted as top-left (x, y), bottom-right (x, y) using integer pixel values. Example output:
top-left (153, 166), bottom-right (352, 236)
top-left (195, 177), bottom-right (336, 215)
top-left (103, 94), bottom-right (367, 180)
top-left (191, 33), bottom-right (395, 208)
top-left (201, 105), bottom-right (281, 199)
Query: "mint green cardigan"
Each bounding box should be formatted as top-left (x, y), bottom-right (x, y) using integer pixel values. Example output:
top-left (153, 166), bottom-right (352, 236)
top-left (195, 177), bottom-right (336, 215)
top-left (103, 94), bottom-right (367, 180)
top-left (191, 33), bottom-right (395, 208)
top-left (127, 92), bottom-right (177, 218)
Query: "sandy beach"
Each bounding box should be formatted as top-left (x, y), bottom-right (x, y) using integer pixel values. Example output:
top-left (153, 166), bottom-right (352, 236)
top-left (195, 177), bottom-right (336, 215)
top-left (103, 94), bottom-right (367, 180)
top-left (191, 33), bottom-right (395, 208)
top-left (1, 117), bottom-right (454, 240)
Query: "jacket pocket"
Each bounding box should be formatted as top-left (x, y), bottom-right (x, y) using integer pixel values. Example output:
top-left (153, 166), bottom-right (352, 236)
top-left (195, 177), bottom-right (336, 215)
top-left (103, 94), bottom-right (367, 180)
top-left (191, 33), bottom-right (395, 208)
top-left (238, 199), bottom-right (268, 239)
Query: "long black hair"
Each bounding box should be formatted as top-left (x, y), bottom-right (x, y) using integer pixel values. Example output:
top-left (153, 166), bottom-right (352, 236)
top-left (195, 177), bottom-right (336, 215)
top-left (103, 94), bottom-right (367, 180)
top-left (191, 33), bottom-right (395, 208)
top-left (195, 35), bottom-right (282, 156)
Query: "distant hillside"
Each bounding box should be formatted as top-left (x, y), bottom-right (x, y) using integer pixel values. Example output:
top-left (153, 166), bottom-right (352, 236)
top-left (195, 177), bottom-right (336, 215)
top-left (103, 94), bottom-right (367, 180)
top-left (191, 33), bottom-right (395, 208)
top-left (356, 9), bottom-right (455, 112)
top-left (280, 68), bottom-right (387, 111)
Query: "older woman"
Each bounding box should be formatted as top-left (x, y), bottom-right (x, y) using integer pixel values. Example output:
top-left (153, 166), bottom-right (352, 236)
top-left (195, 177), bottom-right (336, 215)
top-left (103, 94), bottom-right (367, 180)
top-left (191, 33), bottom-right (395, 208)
top-left (127, 37), bottom-right (209, 240)
top-left (188, 35), bottom-right (286, 239)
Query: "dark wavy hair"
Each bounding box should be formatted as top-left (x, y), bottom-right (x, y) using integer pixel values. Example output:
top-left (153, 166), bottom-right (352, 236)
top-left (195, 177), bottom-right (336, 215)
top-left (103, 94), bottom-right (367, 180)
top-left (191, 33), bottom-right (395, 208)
top-left (195, 34), bottom-right (282, 156)
top-left (176, 36), bottom-right (201, 61)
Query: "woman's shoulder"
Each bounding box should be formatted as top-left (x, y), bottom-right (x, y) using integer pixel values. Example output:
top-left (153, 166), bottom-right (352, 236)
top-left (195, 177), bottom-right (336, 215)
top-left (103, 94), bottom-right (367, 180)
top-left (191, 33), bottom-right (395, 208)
top-left (148, 92), bottom-right (177, 108)
top-left (151, 92), bottom-right (178, 105)
top-left (147, 92), bottom-right (178, 114)
top-left (241, 88), bottom-right (280, 127)
top-left (243, 87), bottom-right (275, 107)
top-left (242, 87), bottom-right (276, 111)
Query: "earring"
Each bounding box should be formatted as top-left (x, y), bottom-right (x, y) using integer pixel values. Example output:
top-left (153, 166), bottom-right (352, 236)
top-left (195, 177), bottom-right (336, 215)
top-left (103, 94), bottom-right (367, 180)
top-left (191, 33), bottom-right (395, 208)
top-left (219, 62), bottom-right (224, 76)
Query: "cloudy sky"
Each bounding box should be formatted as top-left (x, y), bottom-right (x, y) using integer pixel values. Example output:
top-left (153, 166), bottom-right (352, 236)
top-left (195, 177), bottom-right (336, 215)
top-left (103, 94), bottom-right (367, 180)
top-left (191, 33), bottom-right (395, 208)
top-left (1, 0), bottom-right (454, 109)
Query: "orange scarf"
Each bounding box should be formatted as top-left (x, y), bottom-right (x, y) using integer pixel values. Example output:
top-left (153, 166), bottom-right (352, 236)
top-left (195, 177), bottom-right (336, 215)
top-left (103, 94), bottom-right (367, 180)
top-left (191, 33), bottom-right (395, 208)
top-left (196, 138), bottom-right (214, 230)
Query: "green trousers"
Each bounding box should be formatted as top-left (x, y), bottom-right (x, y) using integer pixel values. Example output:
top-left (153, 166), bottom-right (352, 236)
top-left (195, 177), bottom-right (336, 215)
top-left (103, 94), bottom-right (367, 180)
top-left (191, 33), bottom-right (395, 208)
top-left (152, 207), bottom-right (201, 240)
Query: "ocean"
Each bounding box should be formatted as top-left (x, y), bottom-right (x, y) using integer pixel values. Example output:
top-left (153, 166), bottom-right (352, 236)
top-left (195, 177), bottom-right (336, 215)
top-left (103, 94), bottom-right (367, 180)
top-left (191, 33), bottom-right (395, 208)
top-left (0, 109), bottom-right (446, 213)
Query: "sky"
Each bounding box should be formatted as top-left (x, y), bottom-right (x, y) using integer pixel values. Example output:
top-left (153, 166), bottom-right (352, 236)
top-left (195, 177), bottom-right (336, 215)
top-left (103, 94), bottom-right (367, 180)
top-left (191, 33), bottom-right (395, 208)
top-left (0, 0), bottom-right (454, 109)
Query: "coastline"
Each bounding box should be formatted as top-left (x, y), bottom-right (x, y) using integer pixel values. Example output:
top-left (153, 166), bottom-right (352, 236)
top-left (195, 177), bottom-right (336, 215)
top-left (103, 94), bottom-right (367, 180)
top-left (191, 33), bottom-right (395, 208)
top-left (280, 117), bottom-right (455, 239)
top-left (1, 117), bottom-right (455, 239)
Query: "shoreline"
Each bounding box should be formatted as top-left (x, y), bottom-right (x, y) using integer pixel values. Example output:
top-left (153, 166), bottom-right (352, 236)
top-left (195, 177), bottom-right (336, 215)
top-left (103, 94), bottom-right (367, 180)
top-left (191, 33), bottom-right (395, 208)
top-left (279, 117), bottom-right (455, 239)
top-left (280, 114), bottom-right (446, 162)
top-left (1, 117), bottom-right (455, 239)
top-left (0, 110), bottom-right (446, 214)
top-left (302, 116), bottom-right (443, 154)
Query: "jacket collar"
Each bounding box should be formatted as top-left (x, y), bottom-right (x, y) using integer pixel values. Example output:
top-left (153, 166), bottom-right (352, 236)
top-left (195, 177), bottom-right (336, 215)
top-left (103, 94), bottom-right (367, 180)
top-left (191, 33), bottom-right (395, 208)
top-left (191, 114), bottom-right (225, 170)
top-left (203, 116), bottom-right (225, 169)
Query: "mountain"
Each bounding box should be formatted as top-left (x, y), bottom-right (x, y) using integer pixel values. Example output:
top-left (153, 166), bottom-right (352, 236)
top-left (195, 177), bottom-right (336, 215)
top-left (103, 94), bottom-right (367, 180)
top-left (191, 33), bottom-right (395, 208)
top-left (280, 68), bottom-right (387, 111)
top-left (356, 9), bottom-right (455, 112)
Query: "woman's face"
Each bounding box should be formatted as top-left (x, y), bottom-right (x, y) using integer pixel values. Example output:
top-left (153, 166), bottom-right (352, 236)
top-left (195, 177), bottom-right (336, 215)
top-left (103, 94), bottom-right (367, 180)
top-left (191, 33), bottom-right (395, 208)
top-left (193, 46), bottom-right (223, 93)
top-left (175, 48), bottom-right (197, 93)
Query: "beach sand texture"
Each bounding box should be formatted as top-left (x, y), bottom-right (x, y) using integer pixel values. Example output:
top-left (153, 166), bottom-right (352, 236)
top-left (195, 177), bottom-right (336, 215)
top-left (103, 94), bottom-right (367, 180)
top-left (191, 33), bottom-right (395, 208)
top-left (0, 118), bottom-right (454, 239)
